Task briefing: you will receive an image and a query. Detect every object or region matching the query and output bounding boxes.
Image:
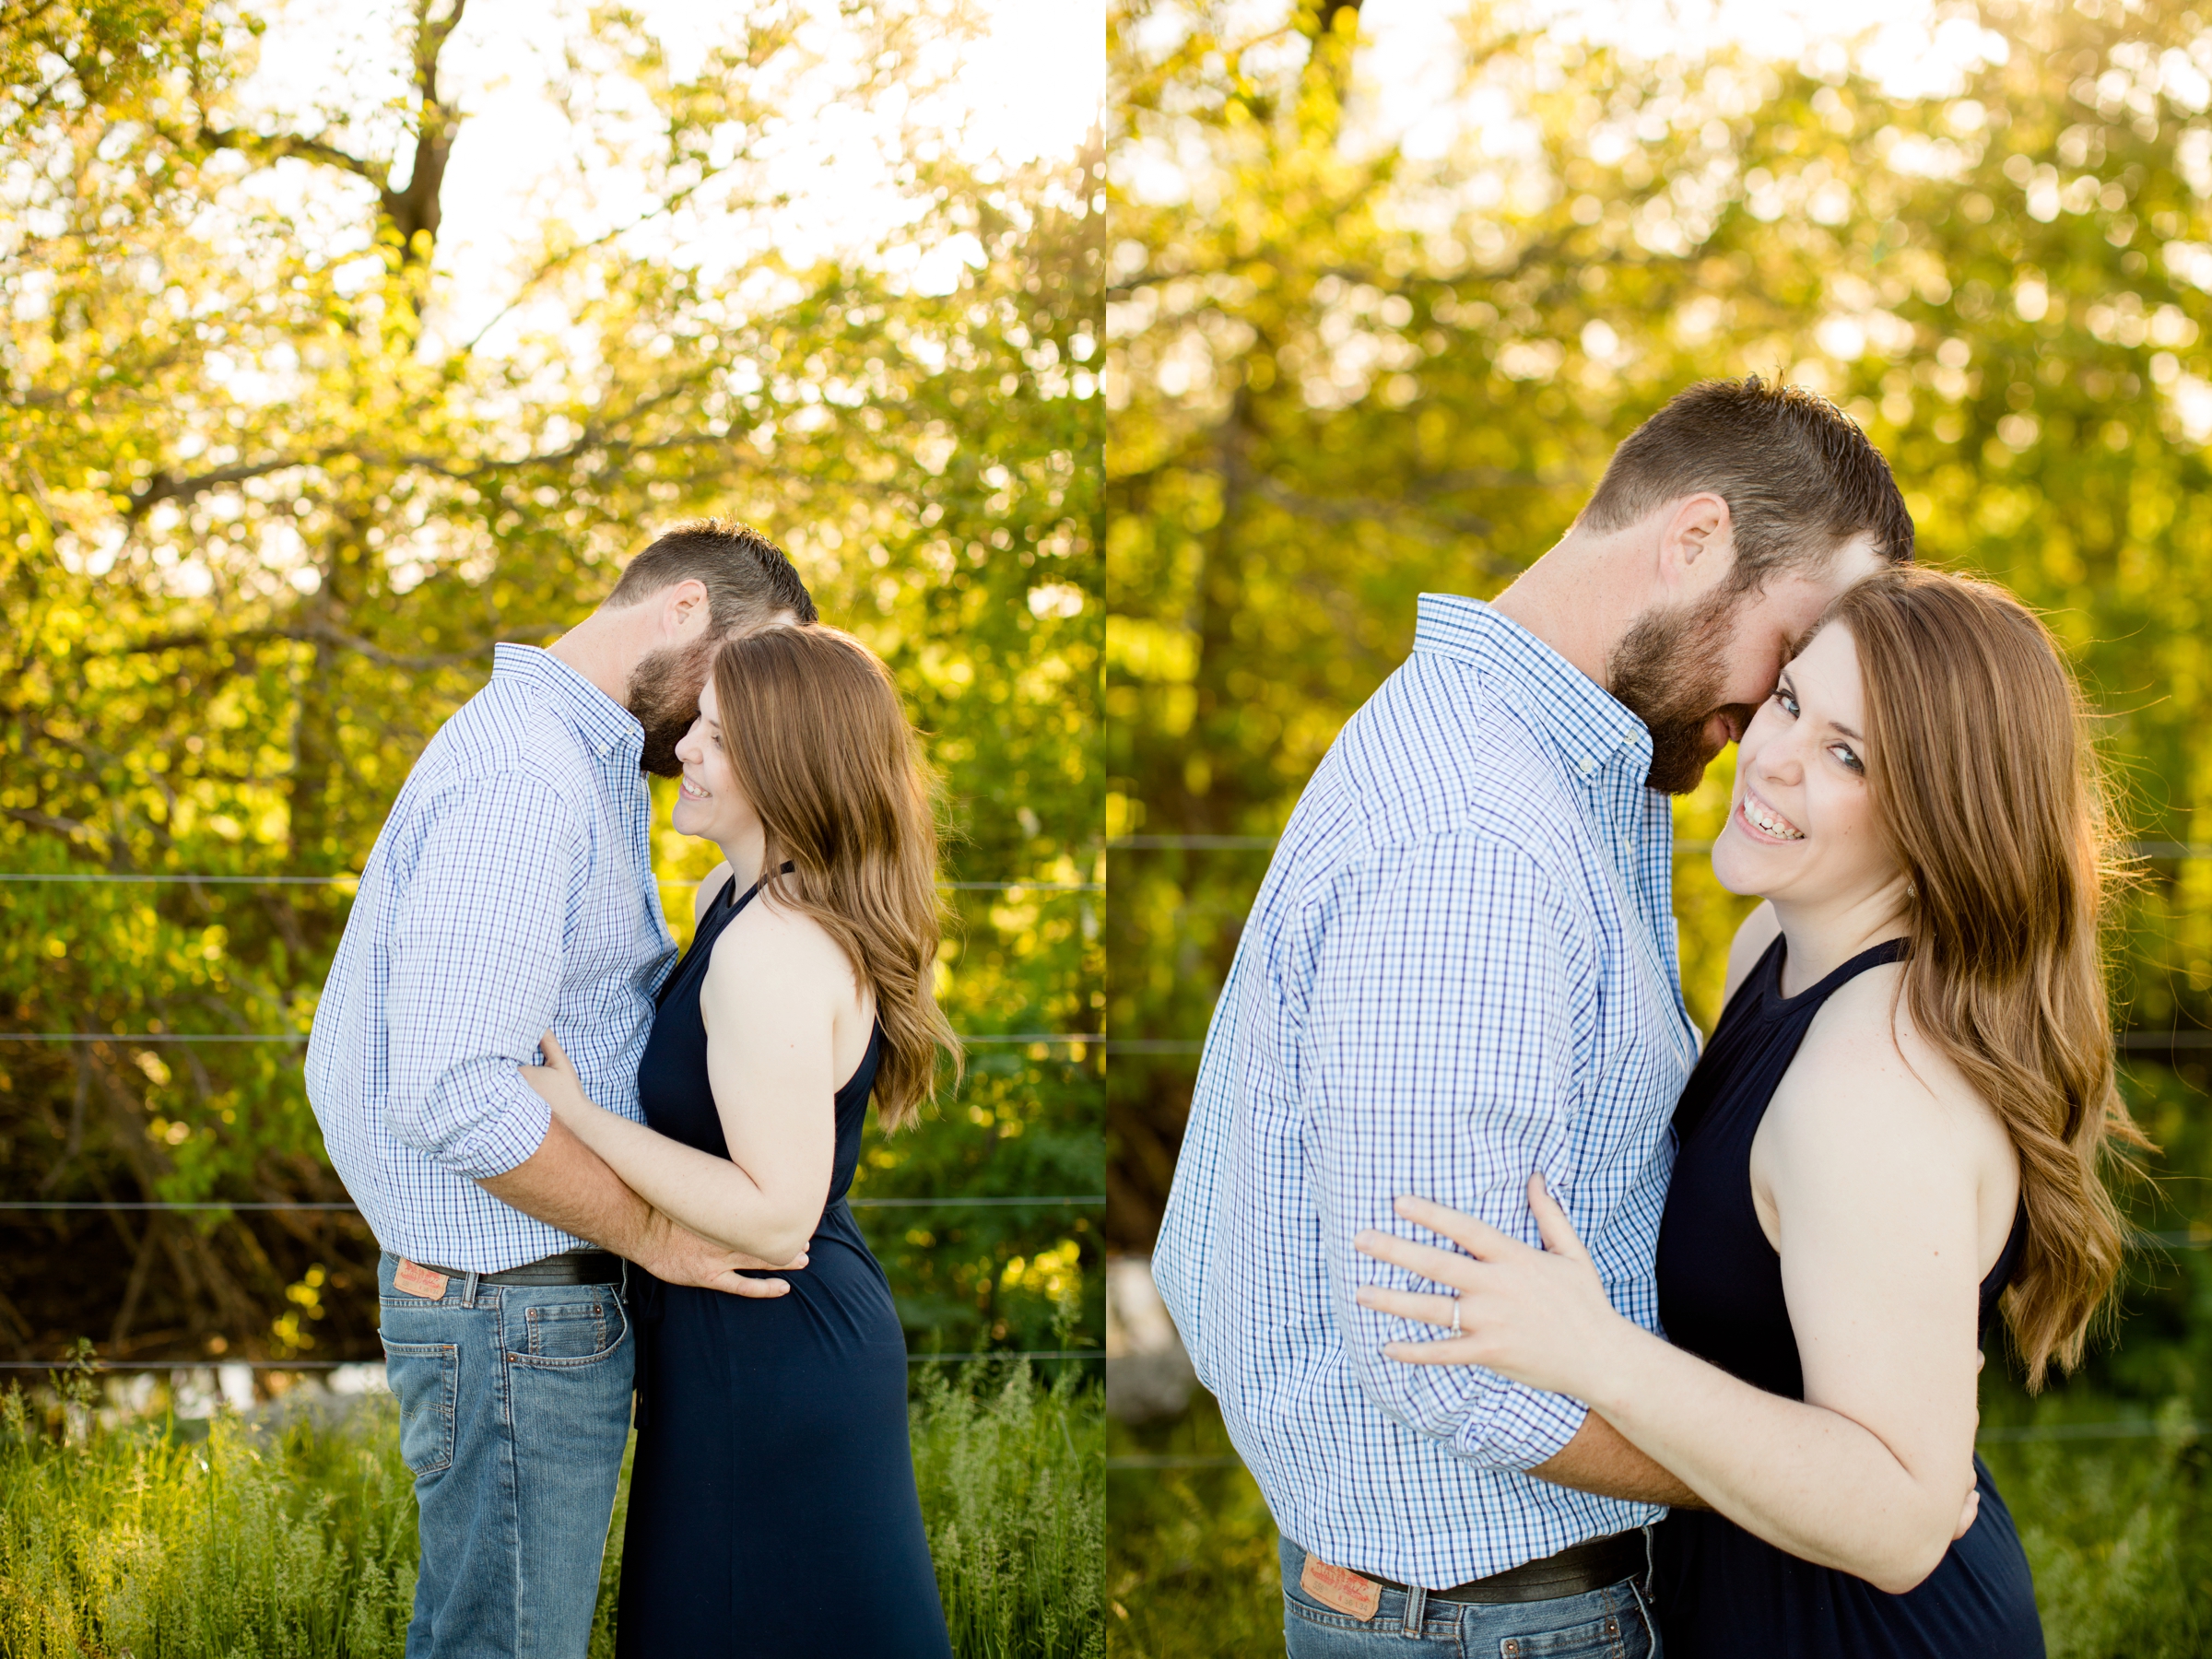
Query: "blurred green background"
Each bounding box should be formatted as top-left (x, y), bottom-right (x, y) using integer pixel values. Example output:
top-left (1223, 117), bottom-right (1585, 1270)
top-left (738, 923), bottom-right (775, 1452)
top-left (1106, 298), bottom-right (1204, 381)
top-left (0, 0), bottom-right (1103, 1372)
top-left (1106, 0), bottom-right (2212, 1652)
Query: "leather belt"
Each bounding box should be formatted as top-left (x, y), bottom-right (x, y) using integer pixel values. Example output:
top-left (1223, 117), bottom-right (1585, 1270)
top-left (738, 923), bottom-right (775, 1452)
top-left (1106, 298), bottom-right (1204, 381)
top-left (425, 1250), bottom-right (623, 1288)
top-left (1374, 1531), bottom-right (1646, 1606)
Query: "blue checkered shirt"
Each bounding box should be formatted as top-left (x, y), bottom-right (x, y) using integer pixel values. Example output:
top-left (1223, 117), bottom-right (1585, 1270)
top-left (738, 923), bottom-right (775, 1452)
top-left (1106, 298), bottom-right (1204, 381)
top-left (1153, 594), bottom-right (1700, 1588)
top-left (306, 645), bottom-right (678, 1274)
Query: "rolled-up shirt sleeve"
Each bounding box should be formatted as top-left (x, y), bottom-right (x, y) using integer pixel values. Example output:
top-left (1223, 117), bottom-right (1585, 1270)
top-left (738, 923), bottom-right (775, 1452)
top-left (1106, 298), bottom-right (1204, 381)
top-left (385, 772), bottom-right (584, 1179)
top-left (1301, 833), bottom-right (1597, 1471)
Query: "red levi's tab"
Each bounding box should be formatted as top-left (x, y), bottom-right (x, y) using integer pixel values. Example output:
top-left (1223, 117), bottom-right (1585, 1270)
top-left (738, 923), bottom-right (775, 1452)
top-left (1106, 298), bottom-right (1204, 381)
top-left (1300, 1556), bottom-right (1382, 1621)
top-left (393, 1260), bottom-right (450, 1299)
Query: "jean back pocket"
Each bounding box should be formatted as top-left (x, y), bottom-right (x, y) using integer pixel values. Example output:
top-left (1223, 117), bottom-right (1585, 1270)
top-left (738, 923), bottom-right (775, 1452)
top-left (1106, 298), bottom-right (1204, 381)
top-left (379, 1337), bottom-right (458, 1477)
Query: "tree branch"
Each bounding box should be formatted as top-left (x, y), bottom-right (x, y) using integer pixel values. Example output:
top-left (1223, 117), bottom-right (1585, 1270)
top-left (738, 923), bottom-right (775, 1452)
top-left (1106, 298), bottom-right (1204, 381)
top-left (124, 455), bottom-right (321, 521)
top-left (381, 0), bottom-right (470, 254)
top-left (3, 805), bottom-right (111, 849)
top-left (116, 621), bottom-right (492, 671)
top-left (193, 124), bottom-right (385, 187)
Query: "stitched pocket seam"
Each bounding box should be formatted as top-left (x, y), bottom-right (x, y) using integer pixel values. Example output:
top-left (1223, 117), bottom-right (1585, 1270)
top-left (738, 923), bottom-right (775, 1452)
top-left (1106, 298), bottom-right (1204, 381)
top-left (378, 1337), bottom-right (457, 1477)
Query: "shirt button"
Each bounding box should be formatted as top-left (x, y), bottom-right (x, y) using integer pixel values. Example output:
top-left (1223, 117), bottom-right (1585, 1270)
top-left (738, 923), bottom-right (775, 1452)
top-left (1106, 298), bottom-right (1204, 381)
top-left (597, 743), bottom-right (610, 758)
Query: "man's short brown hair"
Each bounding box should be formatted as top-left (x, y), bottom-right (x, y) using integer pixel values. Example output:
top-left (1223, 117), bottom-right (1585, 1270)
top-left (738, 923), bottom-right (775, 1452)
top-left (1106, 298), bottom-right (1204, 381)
top-left (605, 519), bottom-right (818, 631)
top-left (1579, 377), bottom-right (1914, 587)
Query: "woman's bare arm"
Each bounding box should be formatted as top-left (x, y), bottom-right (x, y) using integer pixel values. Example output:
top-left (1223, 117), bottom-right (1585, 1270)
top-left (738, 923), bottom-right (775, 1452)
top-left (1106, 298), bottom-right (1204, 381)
top-left (692, 902), bottom-right (853, 1264)
top-left (1356, 976), bottom-right (1993, 1593)
top-left (516, 900), bottom-right (853, 1265)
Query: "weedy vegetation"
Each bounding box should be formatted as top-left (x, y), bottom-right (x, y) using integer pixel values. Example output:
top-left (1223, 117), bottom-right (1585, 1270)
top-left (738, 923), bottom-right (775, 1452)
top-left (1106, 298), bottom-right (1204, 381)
top-left (0, 1359), bottom-right (1103, 1659)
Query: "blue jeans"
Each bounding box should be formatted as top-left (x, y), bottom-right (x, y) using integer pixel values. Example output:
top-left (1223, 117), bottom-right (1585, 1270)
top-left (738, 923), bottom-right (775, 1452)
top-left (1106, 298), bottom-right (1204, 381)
top-left (377, 1253), bottom-right (634, 1658)
top-left (1281, 1536), bottom-right (1661, 1658)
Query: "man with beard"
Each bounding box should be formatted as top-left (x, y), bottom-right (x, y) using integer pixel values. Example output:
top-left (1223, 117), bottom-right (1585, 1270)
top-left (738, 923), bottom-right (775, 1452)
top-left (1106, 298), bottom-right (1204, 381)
top-left (1152, 379), bottom-right (1912, 1656)
top-left (306, 521), bottom-right (815, 1658)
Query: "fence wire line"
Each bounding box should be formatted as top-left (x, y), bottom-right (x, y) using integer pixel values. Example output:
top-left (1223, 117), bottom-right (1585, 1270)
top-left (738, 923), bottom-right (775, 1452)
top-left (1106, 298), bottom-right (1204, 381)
top-left (0, 1031), bottom-right (1104, 1045)
top-left (0, 1352), bottom-right (1102, 1372)
top-left (1110, 838), bottom-right (2212, 858)
top-left (1107, 1420), bottom-right (2212, 1466)
top-left (1111, 1034), bottom-right (2212, 1056)
top-left (0, 873), bottom-right (1099, 892)
top-left (0, 1195), bottom-right (1104, 1213)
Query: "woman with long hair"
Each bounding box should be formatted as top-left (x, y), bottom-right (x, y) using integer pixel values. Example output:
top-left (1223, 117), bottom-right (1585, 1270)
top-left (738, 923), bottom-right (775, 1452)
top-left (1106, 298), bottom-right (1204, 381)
top-left (1353, 566), bottom-right (2144, 1654)
top-left (519, 623), bottom-right (959, 1656)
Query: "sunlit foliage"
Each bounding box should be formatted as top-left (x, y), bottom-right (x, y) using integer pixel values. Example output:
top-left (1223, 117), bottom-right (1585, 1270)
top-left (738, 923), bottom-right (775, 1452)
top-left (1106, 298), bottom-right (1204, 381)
top-left (0, 0), bottom-right (1102, 1363)
top-left (1106, 0), bottom-right (2212, 1642)
top-left (1107, 0), bottom-right (2212, 1249)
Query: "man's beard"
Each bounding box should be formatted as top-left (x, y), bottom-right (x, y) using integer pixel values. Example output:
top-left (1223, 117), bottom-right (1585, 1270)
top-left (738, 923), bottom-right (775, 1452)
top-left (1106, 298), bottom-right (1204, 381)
top-left (625, 639), bottom-right (716, 778)
top-left (1606, 585), bottom-right (1753, 795)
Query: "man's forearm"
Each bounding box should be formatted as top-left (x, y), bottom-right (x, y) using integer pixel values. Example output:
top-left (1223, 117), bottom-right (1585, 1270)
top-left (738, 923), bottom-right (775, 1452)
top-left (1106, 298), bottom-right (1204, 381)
top-left (1529, 1410), bottom-right (1706, 1509)
top-left (476, 1115), bottom-right (659, 1262)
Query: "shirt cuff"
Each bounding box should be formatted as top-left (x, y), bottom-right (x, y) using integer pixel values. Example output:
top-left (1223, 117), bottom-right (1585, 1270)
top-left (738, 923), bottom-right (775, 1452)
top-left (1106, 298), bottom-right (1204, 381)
top-left (430, 1069), bottom-right (553, 1180)
top-left (1454, 1381), bottom-right (1588, 1472)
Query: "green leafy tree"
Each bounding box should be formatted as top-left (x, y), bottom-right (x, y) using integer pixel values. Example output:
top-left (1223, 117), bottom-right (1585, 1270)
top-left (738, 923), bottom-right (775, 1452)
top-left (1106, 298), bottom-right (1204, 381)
top-left (1, 0), bottom-right (1102, 1366)
top-left (1108, 0), bottom-right (2212, 1644)
top-left (1108, 0), bottom-right (2212, 1262)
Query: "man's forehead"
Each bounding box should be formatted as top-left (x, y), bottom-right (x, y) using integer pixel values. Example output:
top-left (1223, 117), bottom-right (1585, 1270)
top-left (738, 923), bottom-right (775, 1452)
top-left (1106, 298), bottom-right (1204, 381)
top-left (1827, 534), bottom-right (1890, 589)
top-left (1759, 539), bottom-right (1888, 627)
top-left (721, 610), bottom-right (801, 642)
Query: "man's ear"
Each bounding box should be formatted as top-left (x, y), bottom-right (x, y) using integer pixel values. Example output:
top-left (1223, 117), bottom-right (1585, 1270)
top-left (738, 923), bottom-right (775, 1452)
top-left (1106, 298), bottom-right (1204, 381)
top-left (659, 578), bottom-right (713, 641)
top-left (1656, 493), bottom-right (1734, 596)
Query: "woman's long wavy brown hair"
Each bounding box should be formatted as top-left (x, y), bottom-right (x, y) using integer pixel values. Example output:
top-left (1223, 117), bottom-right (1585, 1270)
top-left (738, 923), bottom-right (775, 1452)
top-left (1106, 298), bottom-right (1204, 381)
top-left (1831, 566), bottom-right (2148, 1390)
top-left (711, 625), bottom-right (959, 1131)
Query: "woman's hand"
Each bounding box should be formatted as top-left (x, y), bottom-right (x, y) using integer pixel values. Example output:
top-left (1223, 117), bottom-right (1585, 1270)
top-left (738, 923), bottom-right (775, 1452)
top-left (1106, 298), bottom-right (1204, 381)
top-left (1353, 1173), bottom-right (1635, 1401)
top-left (518, 1030), bottom-right (594, 1125)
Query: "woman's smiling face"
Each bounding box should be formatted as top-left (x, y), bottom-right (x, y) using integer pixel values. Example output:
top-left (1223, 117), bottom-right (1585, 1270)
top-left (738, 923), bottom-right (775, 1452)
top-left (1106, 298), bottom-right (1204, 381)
top-left (1711, 620), bottom-right (1904, 909)
top-left (670, 674), bottom-right (758, 847)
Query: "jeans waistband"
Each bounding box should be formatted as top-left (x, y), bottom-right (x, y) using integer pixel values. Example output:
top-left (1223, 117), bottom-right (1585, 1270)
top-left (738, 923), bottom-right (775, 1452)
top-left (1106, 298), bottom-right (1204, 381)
top-left (1317, 1530), bottom-right (1647, 1607)
top-left (418, 1251), bottom-right (623, 1288)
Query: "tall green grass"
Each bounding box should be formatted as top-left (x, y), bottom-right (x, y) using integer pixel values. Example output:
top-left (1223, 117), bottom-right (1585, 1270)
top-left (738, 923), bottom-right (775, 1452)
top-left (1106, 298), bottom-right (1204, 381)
top-left (1977, 1406), bottom-right (2212, 1658)
top-left (1107, 1390), bottom-right (2212, 1659)
top-left (910, 1364), bottom-right (1106, 1659)
top-left (0, 1361), bottom-right (1102, 1659)
top-left (1106, 1394), bottom-right (1278, 1659)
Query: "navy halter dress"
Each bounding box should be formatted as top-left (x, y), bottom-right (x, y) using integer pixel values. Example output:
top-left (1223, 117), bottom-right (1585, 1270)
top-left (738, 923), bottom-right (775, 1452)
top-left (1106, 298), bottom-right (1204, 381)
top-left (1651, 935), bottom-right (2043, 1657)
top-left (615, 875), bottom-right (952, 1657)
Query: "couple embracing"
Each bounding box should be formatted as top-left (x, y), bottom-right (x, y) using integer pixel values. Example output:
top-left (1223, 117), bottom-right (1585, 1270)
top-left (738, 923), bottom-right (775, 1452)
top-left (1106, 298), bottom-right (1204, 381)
top-left (306, 524), bottom-right (958, 1657)
top-left (1156, 378), bottom-right (2141, 1656)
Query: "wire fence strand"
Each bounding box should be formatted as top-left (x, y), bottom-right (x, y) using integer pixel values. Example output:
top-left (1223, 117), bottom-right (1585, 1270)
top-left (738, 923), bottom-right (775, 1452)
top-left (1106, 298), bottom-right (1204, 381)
top-left (1103, 1420), bottom-right (2212, 1466)
top-left (0, 1352), bottom-right (1103, 1372)
top-left (0, 1196), bottom-right (1104, 1214)
top-left (0, 873), bottom-right (1099, 891)
top-left (0, 1031), bottom-right (1104, 1045)
top-left (1109, 837), bottom-right (2212, 857)
top-left (1104, 1034), bottom-right (2212, 1057)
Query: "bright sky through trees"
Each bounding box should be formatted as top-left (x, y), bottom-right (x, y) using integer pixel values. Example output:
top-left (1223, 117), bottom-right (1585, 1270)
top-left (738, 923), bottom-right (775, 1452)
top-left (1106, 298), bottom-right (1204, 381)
top-left (231, 0), bottom-right (1105, 347)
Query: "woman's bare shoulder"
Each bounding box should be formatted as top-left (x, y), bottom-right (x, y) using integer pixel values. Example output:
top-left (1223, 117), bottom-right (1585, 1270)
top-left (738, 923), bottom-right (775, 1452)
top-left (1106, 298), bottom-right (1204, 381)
top-left (703, 887), bottom-right (856, 1002)
top-left (1779, 964), bottom-right (1987, 1152)
top-left (1720, 902), bottom-right (1782, 1009)
top-left (692, 862), bottom-right (734, 927)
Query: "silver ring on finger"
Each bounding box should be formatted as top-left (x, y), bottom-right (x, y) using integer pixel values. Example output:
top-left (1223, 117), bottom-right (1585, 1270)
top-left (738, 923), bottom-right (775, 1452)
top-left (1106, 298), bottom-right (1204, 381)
top-left (1450, 1296), bottom-right (1462, 1336)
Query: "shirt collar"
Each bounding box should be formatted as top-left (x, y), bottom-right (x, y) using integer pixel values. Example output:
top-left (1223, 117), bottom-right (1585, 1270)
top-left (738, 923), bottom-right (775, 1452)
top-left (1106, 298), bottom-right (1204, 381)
top-left (491, 642), bottom-right (644, 765)
top-left (1410, 594), bottom-right (1653, 786)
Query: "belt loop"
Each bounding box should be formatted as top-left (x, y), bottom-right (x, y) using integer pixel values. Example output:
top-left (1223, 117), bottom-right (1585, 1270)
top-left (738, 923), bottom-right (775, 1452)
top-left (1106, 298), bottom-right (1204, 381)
top-left (1400, 1583), bottom-right (1426, 1636)
top-left (462, 1270), bottom-right (480, 1309)
top-left (1626, 1571), bottom-right (1659, 1647)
